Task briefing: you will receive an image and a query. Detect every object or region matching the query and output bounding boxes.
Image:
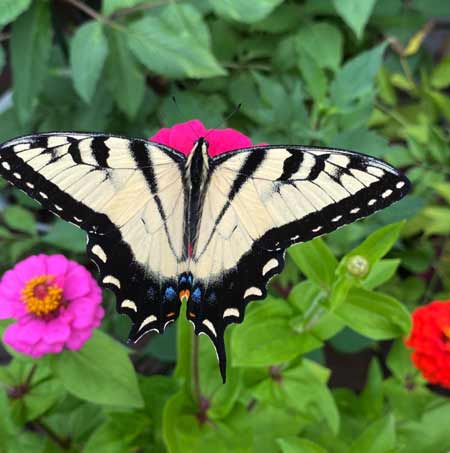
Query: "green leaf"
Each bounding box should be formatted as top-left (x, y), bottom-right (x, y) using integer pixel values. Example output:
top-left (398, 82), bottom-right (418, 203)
top-left (127, 4), bottom-right (225, 78)
top-left (11, 1), bottom-right (52, 124)
top-left (359, 358), bottom-right (383, 419)
top-left (431, 55), bottom-right (450, 89)
top-left (334, 287), bottom-right (411, 339)
top-left (331, 127), bottom-right (389, 158)
top-left (70, 21), bottom-right (109, 103)
top-left (3, 205), bottom-right (35, 233)
top-left (362, 259), bottom-right (400, 290)
top-left (288, 238), bottom-right (338, 290)
top-left (158, 90), bottom-right (227, 129)
top-left (333, 0), bottom-right (377, 39)
top-left (41, 219), bottom-right (86, 253)
top-left (350, 414), bottom-right (396, 453)
top-left (52, 330), bottom-right (143, 408)
top-left (107, 30), bottom-right (145, 118)
top-left (278, 437), bottom-right (328, 453)
top-left (295, 22), bottom-right (343, 72)
top-left (298, 49), bottom-right (327, 102)
top-left (209, 0), bottom-right (284, 23)
top-left (386, 339), bottom-right (417, 381)
top-left (231, 297), bottom-right (322, 367)
top-left (0, 0), bottom-right (31, 27)
top-left (339, 222), bottom-right (404, 275)
top-left (0, 47), bottom-right (5, 75)
top-left (330, 42), bottom-right (387, 107)
top-left (102, 0), bottom-right (147, 15)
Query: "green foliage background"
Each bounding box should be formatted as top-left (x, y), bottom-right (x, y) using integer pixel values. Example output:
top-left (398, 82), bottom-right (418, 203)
top-left (0, 0), bottom-right (450, 452)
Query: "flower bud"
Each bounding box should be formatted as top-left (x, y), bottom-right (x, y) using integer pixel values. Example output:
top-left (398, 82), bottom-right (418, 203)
top-left (347, 255), bottom-right (369, 278)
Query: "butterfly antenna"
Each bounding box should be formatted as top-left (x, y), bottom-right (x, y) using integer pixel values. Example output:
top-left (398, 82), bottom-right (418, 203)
top-left (171, 96), bottom-right (202, 138)
top-left (204, 103), bottom-right (242, 140)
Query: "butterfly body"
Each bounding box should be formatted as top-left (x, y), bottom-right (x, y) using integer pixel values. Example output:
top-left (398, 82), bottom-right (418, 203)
top-left (0, 131), bottom-right (410, 381)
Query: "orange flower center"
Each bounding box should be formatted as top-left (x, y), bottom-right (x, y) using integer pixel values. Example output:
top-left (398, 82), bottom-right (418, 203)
top-left (21, 275), bottom-right (63, 317)
top-left (443, 327), bottom-right (450, 341)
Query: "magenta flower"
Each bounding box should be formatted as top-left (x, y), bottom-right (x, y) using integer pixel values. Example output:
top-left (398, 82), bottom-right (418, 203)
top-left (0, 254), bottom-right (104, 358)
top-left (150, 119), bottom-right (259, 157)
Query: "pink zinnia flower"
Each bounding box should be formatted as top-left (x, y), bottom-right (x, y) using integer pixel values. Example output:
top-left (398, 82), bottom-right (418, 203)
top-left (0, 254), bottom-right (104, 358)
top-left (150, 119), bottom-right (260, 157)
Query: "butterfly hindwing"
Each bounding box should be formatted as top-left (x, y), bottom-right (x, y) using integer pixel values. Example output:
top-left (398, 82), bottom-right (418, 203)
top-left (0, 132), bottom-right (187, 337)
top-left (189, 145), bottom-right (410, 379)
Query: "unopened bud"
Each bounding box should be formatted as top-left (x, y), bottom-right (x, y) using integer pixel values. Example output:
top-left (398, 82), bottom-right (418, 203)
top-left (347, 255), bottom-right (369, 278)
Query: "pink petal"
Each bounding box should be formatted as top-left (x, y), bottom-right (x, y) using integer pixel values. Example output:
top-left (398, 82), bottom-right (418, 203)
top-left (206, 128), bottom-right (253, 157)
top-left (15, 318), bottom-right (45, 345)
top-left (14, 255), bottom-right (47, 284)
top-left (0, 292), bottom-right (26, 320)
top-left (66, 328), bottom-right (92, 350)
top-left (44, 319), bottom-right (71, 344)
top-left (150, 120), bottom-right (207, 155)
top-left (45, 255), bottom-right (69, 278)
top-left (63, 266), bottom-right (92, 300)
top-left (0, 269), bottom-right (23, 298)
top-left (69, 299), bottom-right (98, 329)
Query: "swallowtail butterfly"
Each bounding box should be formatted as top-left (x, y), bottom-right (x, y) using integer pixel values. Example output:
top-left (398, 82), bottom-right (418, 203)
top-left (0, 132), bottom-right (410, 381)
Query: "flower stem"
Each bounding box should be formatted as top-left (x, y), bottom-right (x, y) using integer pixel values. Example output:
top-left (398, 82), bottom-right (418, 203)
top-left (24, 364), bottom-right (38, 389)
top-left (33, 420), bottom-right (71, 450)
top-left (192, 332), bottom-right (201, 403)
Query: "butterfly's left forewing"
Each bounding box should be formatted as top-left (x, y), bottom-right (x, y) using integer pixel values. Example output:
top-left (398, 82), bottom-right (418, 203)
top-left (188, 145), bottom-right (410, 379)
top-left (0, 133), bottom-right (187, 339)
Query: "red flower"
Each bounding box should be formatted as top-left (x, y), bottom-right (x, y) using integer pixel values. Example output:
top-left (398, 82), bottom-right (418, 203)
top-left (150, 119), bottom-right (262, 157)
top-left (406, 300), bottom-right (450, 388)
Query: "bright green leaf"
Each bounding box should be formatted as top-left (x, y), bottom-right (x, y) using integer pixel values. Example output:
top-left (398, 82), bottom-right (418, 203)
top-left (0, 0), bottom-right (31, 27)
top-left (298, 49), bottom-right (327, 102)
top-left (127, 4), bottom-right (225, 78)
top-left (333, 0), bottom-right (377, 39)
top-left (70, 21), bottom-right (109, 103)
top-left (278, 437), bottom-right (328, 453)
top-left (232, 317), bottom-right (321, 367)
top-left (350, 414), bottom-right (396, 453)
top-left (363, 259), bottom-right (400, 290)
top-left (107, 30), bottom-right (145, 118)
top-left (360, 358), bottom-right (384, 419)
top-left (289, 238), bottom-right (338, 290)
top-left (52, 330), bottom-right (143, 408)
top-left (431, 55), bottom-right (450, 89)
top-left (339, 222), bottom-right (404, 274)
top-left (11, 1), bottom-right (52, 124)
top-left (330, 42), bottom-right (387, 107)
top-left (209, 0), bottom-right (284, 23)
top-left (335, 287), bottom-right (411, 339)
top-left (296, 22), bottom-right (343, 72)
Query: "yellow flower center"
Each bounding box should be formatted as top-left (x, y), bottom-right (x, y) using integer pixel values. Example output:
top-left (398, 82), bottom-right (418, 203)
top-left (21, 275), bottom-right (63, 317)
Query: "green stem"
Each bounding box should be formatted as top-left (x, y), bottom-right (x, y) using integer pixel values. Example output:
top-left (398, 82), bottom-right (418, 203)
top-left (192, 332), bottom-right (201, 403)
top-left (33, 420), bottom-right (71, 450)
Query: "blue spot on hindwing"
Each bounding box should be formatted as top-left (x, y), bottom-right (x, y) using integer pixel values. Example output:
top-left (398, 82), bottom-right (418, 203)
top-left (164, 286), bottom-right (177, 301)
top-left (192, 287), bottom-right (202, 303)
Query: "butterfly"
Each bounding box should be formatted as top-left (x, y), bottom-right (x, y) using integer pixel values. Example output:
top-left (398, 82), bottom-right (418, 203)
top-left (0, 131), bottom-right (410, 381)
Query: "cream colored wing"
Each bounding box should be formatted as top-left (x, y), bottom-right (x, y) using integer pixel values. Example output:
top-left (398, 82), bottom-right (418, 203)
top-left (0, 132), bottom-right (187, 339)
top-left (187, 145), bottom-right (410, 381)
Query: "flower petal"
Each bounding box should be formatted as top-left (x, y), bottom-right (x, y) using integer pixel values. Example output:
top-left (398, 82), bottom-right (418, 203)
top-left (206, 128), bottom-right (253, 157)
top-left (44, 319), bottom-right (71, 345)
top-left (45, 254), bottom-right (69, 278)
top-left (150, 120), bottom-right (207, 155)
top-left (13, 255), bottom-right (47, 284)
top-left (63, 265), bottom-right (92, 300)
